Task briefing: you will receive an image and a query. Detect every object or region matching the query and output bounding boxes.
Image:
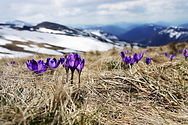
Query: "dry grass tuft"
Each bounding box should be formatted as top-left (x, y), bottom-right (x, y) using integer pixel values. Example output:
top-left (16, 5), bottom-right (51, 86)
top-left (0, 42), bottom-right (188, 124)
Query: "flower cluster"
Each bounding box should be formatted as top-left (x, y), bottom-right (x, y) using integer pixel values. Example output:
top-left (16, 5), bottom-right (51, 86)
top-left (26, 53), bottom-right (85, 83)
top-left (164, 52), bottom-right (175, 61)
top-left (62, 53), bottom-right (85, 84)
top-left (120, 51), bottom-right (144, 66)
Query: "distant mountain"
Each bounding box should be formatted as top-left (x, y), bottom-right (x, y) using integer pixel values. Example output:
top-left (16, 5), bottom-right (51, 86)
top-left (150, 26), bottom-right (188, 46)
top-left (76, 23), bottom-right (141, 37)
top-left (179, 23), bottom-right (188, 28)
top-left (119, 24), bottom-right (166, 45)
top-left (119, 24), bottom-right (188, 46)
top-left (78, 25), bottom-right (125, 37)
top-left (5, 20), bottom-right (32, 27)
top-left (112, 22), bottom-right (141, 32)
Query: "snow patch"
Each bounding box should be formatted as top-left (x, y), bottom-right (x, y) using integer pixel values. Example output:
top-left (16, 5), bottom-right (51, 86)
top-left (0, 38), bottom-right (12, 45)
top-left (90, 30), bottom-right (103, 37)
top-left (0, 46), bottom-right (33, 59)
top-left (43, 44), bottom-right (52, 48)
top-left (159, 27), bottom-right (188, 39)
top-left (3, 35), bottom-right (26, 42)
top-left (37, 27), bottom-right (64, 34)
top-left (16, 44), bottom-right (62, 55)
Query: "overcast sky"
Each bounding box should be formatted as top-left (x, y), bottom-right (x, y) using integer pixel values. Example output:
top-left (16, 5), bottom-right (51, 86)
top-left (1, 0), bottom-right (188, 25)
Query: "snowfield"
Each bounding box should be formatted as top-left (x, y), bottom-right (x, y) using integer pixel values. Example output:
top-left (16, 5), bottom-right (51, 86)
top-left (0, 26), bottom-right (115, 59)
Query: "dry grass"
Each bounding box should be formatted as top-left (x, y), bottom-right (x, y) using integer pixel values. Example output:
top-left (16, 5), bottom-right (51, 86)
top-left (0, 42), bottom-right (188, 125)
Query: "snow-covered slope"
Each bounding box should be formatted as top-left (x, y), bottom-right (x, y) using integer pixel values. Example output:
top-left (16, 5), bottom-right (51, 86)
top-left (0, 24), bottom-right (117, 59)
top-left (159, 26), bottom-right (188, 39)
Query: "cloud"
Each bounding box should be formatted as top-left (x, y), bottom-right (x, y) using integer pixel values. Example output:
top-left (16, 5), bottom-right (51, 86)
top-left (97, 0), bottom-right (188, 23)
top-left (0, 0), bottom-right (188, 24)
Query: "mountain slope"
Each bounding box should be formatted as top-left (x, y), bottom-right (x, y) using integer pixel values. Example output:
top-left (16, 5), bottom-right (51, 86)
top-left (0, 22), bottom-right (122, 58)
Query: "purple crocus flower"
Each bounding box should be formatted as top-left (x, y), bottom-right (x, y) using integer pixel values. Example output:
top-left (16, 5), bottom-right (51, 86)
top-left (120, 51), bottom-right (130, 64)
top-left (68, 53), bottom-right (80, 72)
top-left (125, 50), bottom-right (129, 54)
top-left (133, 53), bottom-right (137, 60)
top-left (26, 59), bottom-right (48, 73)
top-left (169, 55), bottom-right (175, 61)
top-left (133, 53), bottom-right (143, 63)
top-left (26, 59), bottom-right (37, 71)
top-left (123, 56), bottom-right (130, 64)
top-left (62, 53), bottom-right (80, 84)
top-left (46, 58), bottom-right (60, 70)
top-left (183, 49), bottom-right (188, 59)
top-left (120, 51), bottom-right (125, 59)
top-left (146, 58), bottom-right (152, 65)
top-left (179, 49), bottom-right (183, 53)
top-left (77, 58), bottom-right (85, 83)
top-left (77, 58), bottom-right (85, 72)
top-left (164, 52), bottom-right (168, 56)
top-left (129, 57), bottom-right (135, 66)
top-left (60, 57), bottom-right (65, 65)
top-left (7, 61), bottom-right (15, 66)
top-left (138, 52), bottom-right (144, 61)
top-left (61, 55), bottom-right (69, 68)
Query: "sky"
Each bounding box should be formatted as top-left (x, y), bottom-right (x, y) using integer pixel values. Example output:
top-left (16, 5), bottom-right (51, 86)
top-left (1, 0), bottom-right (188, 25)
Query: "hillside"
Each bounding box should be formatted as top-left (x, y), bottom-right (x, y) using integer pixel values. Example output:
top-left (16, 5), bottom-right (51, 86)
top-left (0, 42), bottom-right (188, 124)
top-left (0, 22), bottom-right (124, 59)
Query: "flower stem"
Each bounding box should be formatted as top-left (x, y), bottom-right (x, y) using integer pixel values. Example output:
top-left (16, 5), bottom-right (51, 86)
top-left (71, 70), bottom-right (74, 84)
top-left (51, 69), bottom-right (54, 75)
top-left (78, 73), bottom-right (81, 84)
top-left (65, 68), bottom-right (69, 83)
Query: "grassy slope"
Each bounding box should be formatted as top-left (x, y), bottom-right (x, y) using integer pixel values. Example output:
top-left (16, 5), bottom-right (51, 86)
top-left (0, 42), bottom-right (188, 125)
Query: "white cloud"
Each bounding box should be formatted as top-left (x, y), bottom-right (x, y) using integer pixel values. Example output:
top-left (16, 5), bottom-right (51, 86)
top-left (98, 0), bottom-right (143, 11)
top-left (0, 0), bottom-right (187, 24)
top-left (57, 8), bottom-right (81, 16)
top-left (97, 0), bottom-right (188, 23)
